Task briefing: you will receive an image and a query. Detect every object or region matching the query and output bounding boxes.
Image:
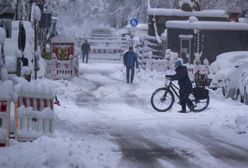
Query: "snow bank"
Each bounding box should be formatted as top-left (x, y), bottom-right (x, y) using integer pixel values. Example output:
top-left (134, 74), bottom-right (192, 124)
top-left (234, 115), bottom-right (248, 134)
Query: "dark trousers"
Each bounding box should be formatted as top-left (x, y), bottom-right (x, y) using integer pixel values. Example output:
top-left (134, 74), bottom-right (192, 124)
top-left (82, 52), bottom-right (89, 63)
top-left (179, 91), bottom-right (193, 111)
top-left (126, 66), bottom-right (135, 83)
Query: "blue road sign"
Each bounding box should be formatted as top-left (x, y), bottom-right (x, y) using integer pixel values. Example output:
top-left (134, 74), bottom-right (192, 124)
top-left (130, 18), bottom-right (138, 27)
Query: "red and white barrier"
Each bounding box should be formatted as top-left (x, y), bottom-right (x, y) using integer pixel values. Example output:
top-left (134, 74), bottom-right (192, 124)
top-left (0, 100), bottom-right (10, 147)
top-left (79, 36), bottom-right (129, 58)
top-left (15, 97), bottom-right (55, 142)
top-left (46, 57), bottom-right (79, 80)
top-left (91, 48), bottom-right (124, 54)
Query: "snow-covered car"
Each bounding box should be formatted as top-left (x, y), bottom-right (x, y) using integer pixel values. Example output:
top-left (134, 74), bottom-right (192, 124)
top-left (209, 51), bottom-right (248, 90)
top-left (222, 62), bottom-right (248, 101)
top-left (90, 27), bottom-right (117, 37)
top-left (238, 67), bottom-right (248, 104)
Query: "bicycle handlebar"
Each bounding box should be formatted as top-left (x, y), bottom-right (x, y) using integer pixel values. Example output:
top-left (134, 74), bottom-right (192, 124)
top-left (165, 76), bottom-right (172, 80)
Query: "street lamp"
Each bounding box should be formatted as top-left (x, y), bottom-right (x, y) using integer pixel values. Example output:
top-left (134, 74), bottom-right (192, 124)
top-left (32, 3), bottom-right (41, 79)
top-left (0, 27), bottom-right (6, 81)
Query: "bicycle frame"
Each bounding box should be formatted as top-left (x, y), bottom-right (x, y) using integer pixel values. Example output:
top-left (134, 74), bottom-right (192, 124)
top-left (165, 80), bottom-right (180, 99)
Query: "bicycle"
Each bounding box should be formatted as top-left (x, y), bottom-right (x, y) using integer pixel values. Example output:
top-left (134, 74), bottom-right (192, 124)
top-left (151, 77), bottom-right (210, 112)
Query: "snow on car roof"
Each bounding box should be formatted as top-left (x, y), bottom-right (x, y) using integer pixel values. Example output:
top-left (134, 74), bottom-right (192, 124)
top-left (166, 20), bottom-right (248, 30)
top-left (210, 51), bottom-right (248, 74)
top-left (147, 8), bottom-right (227, 18)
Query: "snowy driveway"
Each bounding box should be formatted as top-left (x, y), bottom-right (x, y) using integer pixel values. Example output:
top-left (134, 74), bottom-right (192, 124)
top-left (1, 61), bottom-right (248, 168)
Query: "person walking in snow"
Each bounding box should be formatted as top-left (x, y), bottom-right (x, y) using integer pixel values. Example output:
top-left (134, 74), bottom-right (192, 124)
top-left (81, 40), bottom-right (91, 63)
top-left (166, 59), bottom-right (194, 113)
top-left (123, 47), bottom-right (139, 84)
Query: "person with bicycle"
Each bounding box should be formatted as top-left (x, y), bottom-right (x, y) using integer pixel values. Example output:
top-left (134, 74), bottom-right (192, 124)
top-left (166, 59), bottom-right (194, 113)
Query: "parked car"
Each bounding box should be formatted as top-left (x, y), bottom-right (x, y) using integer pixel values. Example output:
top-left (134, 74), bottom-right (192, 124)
top-left (238, 67), bottom-right (248, 104)
top-left (244, 82), bottom-right (248, 105)
top-left (90, 27), bottom-right (117, 37)
top-left (209, 51), bottom-right (248, 90)
top-left (222, 62), bottom-right (248, 100)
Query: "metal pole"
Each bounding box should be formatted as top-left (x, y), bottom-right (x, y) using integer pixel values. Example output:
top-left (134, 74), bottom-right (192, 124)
top-left (0, 45), bottom-right (2, 81)
top-left (34, 20), bottom-right (37, 79)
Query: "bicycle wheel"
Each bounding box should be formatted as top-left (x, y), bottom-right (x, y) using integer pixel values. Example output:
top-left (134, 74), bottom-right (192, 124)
top-left (190, 94), bottom-right (210, 112)
top-left (151, 87), bottom-right (175, 112)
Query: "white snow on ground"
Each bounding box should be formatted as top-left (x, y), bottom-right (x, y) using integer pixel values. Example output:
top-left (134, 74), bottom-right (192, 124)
top-left (0, 60), bottom-right (248, 168)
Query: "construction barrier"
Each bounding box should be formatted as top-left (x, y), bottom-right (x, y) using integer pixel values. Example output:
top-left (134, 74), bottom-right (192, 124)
top-left (0, 99), bottom-right (10, 147)
top-left (79, 36), bottom-right (129, 60)
top-left (15, 97), bottom-right (55, 142)
top-left (46, 57), bottom-right (79, 80)
top-left (91, 48), bottom-right (124, 54)
top-left (46, 35), bottom-right (79, 80)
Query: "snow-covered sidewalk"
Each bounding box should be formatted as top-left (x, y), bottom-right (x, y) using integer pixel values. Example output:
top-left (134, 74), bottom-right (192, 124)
top-left (0, 61), bottom-right (248, 168)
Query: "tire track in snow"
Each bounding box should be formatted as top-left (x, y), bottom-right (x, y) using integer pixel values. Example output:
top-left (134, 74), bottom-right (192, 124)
top-left (176, 127), bottom-right (248, 168)
top-left (113, 134), bottom-right (198, 168)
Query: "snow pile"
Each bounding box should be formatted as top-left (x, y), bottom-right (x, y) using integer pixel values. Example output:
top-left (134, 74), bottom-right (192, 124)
top-left (0, 80), bottom-right (16, 100)
top-left (234, 115), bottom-right (248, 134)
top-left (139, 49), bottom-right (178, 71)
top-left (15, 79), bottom-right (56, 99)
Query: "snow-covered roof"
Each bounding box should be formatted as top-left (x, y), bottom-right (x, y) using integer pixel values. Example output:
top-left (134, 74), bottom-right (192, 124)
top-left (166, 20), bottom-right (248, 30)
top-left (147, 8), bottom-right (228, 18)
top-left (51, 35), bottom-right (74, 43)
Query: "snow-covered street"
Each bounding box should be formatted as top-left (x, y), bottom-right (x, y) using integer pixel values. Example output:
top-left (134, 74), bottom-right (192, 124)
top-left (1, 60), bottom-right (248, 168)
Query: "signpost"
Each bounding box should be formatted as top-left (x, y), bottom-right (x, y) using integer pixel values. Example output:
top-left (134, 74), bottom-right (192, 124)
top-left (129, 17), bottom-right (138, 47)
top-left (130, 17), bottom-right (138, 27)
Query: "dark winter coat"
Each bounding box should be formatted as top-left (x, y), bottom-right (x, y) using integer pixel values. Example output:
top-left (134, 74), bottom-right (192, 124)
top-left (123, 51), bottom-right (138, 67)
top-left (167, 65), bottom-right (192, 93)
top-left (81, 42), bottom-right (91, 54)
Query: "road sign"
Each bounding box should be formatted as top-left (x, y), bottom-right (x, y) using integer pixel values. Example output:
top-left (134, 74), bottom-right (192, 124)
top-left (130, 18), bottom-right (138, 27)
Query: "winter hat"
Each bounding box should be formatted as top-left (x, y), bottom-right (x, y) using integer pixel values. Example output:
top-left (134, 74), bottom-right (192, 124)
top-left (175, 59), bottom-right (182, 68)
